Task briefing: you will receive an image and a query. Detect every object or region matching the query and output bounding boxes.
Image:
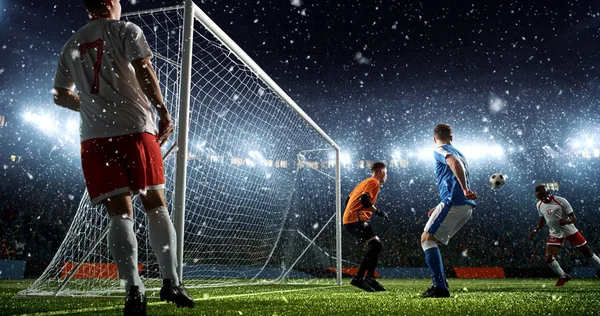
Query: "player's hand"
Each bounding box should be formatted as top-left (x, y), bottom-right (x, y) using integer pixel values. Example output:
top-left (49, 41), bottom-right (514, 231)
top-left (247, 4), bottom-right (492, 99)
top-left (157, 114), bottom-right (174, 146)
top-left (428, 207), bottom-right (435, 218)
top-left (375, 210), bottom-right (390, 223)
top-left (463, 189), bottom-right (478, 200)
top-left (528, 230), bottom-right (537, 239)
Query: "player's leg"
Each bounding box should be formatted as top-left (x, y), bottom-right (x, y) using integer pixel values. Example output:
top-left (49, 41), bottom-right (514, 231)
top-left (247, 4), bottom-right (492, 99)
top-left (140, 189), bottom-right (194, 308)
top-left (545, 243), bottom-right (570, 286)
top-left (577, 244), bottom-right (600, 269)
top-left (118, 132), bottom-right (177, 284)
top-left (577, 245), bottom-right (600, 270)
top-left (344, 222), bottom-right (376, 292)
top-left (355, 225), bottom-right (379, 280)
top-left (81, 136), bottom-right (146, 315)
top-left (421, 204), bottom-right (471, 298)
top-left (133, 132), bottom-right (194, 308)
top-left (364, 236), bottom-right (385, 291)
top-left (104, 193), bottom-right (147, 316)
top-left (420, 202), bottom-right (451, 297)
top-left (140, 189), bottom-right (178, 284)
top-left (420, 232), bottom-right (448, 298)
top-left (567, 232), bottom-right (600, 269)
top-left (104, 193), bottom-right (143, 290)
top-left (365, 236), bottom-right (383, 278)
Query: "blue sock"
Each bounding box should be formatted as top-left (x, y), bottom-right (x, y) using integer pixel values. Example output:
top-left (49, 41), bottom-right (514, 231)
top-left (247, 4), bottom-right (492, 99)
top-left (424, 247), bottom-right (447, 289)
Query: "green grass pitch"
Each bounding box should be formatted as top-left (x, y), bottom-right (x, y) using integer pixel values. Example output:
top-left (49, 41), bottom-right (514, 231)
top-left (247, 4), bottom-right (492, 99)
top-left (1, 278), bottom-right (599, 315)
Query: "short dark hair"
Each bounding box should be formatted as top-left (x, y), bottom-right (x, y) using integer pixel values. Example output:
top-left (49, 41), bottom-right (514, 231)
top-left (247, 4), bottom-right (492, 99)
top-left (535, 184), bottom-right (547, 193)
top-left (83, 0), bottom-right (107, 13)
top-left (371, 162), bottom-right (386, 172)
top-left (434, 124), bottom-right (452, 141)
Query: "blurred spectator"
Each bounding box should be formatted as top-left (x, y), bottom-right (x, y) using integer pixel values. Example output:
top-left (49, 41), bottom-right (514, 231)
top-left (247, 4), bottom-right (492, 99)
top-left (1, 141), bottom-right (600, 276)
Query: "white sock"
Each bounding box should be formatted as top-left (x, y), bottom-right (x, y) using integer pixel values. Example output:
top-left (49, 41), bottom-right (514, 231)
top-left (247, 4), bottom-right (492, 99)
top-left (147, 206), bottom-right (180, 285)
top-left (108, 215), bottom-right (145, 292)
top-left (421, 240), bottom-right (438, 251)
top-left (548, 260), bottom-right (566, 278)
top-left (589, 254), bottom-right (600, 269)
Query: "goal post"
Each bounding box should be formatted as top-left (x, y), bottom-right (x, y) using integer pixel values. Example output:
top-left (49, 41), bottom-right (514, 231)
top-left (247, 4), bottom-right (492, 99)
top-left (18, 0), bottom-right (341, 297)
top-left (173, 0), bottom-right (195, 286)
top-left (187, 0), bottom-right (342, 285)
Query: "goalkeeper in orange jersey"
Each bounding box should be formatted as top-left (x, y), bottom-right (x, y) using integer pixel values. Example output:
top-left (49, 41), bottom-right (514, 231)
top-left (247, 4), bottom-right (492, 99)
top-left (343, 162), bottom-right (389, 292)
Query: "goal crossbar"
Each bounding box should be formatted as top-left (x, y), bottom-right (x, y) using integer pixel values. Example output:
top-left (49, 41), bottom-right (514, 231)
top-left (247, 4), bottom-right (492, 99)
top-left (181, 0), bottom-right (342, 285)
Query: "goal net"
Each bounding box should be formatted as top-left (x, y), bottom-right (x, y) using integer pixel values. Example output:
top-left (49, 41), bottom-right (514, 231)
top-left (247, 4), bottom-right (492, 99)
top-left (19, 2), bottom-right (341, 297)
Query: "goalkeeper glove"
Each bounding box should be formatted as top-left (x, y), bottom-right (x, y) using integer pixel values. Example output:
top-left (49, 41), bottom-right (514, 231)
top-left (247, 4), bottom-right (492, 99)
top-left (375, 210), bottom-right (390, 223)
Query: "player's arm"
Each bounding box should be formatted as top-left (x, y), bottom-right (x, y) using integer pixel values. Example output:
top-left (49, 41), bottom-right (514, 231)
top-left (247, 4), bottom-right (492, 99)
top-left (556, 197), bottom-right (576, 225)
top-left (360, 192), bottom-right (389, 222)
top-left (131, 57), bottom-right (165, 113)
top-left (446, 155), bottom-right (477, 200)
top-left (53, 53), bottom-right (78, 112)
top-left (529, 217), bottom-right (546, 239)
top-left (559, 213), bottom-right (577, 226)
top-left (131, 57), bottom-right (173, 145)
top-left (359, 193), bottom-right (377, 212)
top-left (53, 88), bottom-right (80, 112)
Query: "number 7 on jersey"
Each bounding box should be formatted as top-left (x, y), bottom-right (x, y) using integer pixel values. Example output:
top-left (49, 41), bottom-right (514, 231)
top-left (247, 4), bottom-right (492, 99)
top-left (79, 39), bottom-right (104, 94)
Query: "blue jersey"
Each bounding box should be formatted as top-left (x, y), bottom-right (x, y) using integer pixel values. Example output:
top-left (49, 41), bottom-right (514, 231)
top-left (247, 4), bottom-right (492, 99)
top-left (434, 143), bottom-right (476, 206)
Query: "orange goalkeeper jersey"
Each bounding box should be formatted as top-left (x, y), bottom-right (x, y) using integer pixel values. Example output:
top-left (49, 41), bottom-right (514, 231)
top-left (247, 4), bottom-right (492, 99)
top-left (343, 177), bottom-right (380, 224)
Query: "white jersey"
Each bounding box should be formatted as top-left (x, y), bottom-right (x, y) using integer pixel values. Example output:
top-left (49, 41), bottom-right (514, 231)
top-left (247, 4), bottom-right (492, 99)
top-left (54, 18), bottom-right (156, 141)
top-left (536, 195), bottom-right (578, 239)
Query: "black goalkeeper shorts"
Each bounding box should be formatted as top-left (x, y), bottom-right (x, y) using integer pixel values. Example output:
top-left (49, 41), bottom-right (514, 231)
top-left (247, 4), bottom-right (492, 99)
top-left (344, 221), bottom-right (376, 243)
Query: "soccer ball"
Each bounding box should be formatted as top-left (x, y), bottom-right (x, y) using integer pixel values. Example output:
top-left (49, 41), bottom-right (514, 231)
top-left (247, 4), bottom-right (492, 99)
top-left (489, 173), bottom-right (505, 188)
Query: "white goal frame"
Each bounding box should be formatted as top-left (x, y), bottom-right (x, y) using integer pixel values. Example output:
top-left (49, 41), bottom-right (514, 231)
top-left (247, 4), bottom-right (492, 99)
top-left (174, 0), bottom-right (342, 285)
top-left (120, 0), bottom-right (343, 287)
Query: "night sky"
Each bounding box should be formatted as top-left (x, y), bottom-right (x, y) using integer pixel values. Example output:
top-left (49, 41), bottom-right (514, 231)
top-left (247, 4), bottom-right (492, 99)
top-left (2, 0), bottom-right (600, 198)
top-left (3, 1), bottom-right (600, 152)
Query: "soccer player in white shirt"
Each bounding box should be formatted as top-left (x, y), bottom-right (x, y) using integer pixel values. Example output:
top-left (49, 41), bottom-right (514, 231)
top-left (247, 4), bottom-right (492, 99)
top-left (528, 185), bottom-right (600, 286)
top-left (53, 0), bottom-right (194, 314)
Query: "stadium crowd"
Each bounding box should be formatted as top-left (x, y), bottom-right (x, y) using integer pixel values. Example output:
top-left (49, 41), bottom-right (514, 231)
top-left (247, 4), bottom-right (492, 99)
top-left (2, 146), bottom-right (600, 276)
top-left (0, 156), bottom-right (81, 275)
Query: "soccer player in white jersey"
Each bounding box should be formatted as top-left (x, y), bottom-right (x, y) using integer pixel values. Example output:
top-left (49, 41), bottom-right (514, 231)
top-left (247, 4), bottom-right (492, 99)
top-left (421, 124), bottom-right (477, 298)
top-left (528, 185), bottom-right (600, 286)
top-left (52, 1), bottom-right (194, 314)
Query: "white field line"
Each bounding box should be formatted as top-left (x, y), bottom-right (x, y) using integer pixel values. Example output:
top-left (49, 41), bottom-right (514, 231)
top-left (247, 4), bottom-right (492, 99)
top-left (17, 285), bottom-right (344, 316)
top-left (16, 280), bottom-right (595, 315)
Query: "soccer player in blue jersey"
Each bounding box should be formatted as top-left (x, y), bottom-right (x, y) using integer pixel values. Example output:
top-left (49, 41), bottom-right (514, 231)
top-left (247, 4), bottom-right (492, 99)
top-left (421, 124), bottom-right (477, 298)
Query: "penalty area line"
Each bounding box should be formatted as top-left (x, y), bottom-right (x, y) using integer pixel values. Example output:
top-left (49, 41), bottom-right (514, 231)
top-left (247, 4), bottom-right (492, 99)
top-left (200, 285), bottom-right (344, 300)
top-left (19, 305), bottom-right (128, 316)
top-left (17, 285), bottom-right (346, 315)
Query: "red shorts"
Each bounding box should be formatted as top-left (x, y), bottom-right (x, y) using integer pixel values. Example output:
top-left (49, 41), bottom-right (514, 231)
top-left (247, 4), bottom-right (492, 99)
top-left (81, 132), bottom-right (165, 205)
top-left (547, 231), bottom-right (587, 248)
